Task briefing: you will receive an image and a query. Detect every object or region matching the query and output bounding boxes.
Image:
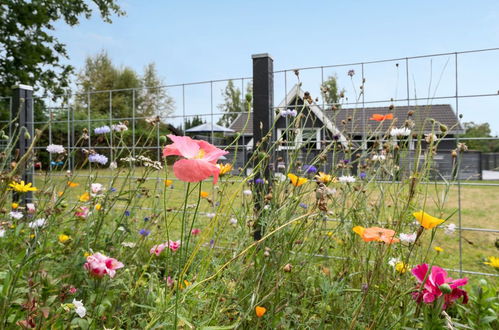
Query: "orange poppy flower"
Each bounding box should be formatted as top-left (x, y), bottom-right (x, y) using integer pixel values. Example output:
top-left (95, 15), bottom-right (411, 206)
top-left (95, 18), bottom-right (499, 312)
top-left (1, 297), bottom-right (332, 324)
top-left (164, 179), bottom-right (173, 187)
top-left (67, 181), bottom-right (80, 188)
top-left (369, 113), bottom-right (394, 122)
top-left (255, 306), bottom-right (267, 317)
top-left (200, 191), bottom-right (209, 198)
top-left (353, 226), bottom-right (399, 244)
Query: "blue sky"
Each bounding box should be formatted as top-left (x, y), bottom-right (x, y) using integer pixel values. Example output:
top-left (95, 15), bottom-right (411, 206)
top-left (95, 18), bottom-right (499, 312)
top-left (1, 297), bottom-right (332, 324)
top-left (54, 0), bottom-right (499, 133)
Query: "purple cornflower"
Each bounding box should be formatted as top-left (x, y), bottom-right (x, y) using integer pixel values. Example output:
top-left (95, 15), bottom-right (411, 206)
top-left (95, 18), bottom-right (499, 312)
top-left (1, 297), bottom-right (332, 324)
top-left (299, 203), bottom-right (308, 209)
top-left (139, 229), bottom-right (150, 236)
top-left (348, 69), bottom-right (355, 77)
top-left (209, 239), bottom-right (215, 248)
top-left (255, 178), bottom-right (265, 184)
top-left (303, 165), bottom-right (317, 174)
top-left (333, 135), bottom-right (340, 141)
top-left (342, 159), bottom-right (350, 164)
top-left (88, 153), bottom-right (108, 165)
top-left (110, 187), bottom-right (117, 192)
top-left (124, 210), bottom-right (130, 217)
top-left (94, 125), bottom-right (111, 134)
top-left (359, 172), bottom-right (367, 180)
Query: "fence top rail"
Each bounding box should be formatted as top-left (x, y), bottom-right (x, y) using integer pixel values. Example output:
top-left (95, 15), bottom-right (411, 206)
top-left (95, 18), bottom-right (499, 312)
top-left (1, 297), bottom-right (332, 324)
top-left (273, 46), bottom-right (499, 73)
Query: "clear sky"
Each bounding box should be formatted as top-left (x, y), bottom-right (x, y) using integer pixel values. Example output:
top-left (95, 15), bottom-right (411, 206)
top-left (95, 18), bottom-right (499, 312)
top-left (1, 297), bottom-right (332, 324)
top-left (54, 0), bottom-right (499, 134)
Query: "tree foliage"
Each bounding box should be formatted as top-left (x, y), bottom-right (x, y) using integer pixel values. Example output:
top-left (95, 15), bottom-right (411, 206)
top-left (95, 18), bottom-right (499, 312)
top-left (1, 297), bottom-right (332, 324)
top-left (217, 80), bottom-right (251, 127)
top-left (461, 122), bottom-right (499, 152)
top-left (75, 51), bottom-right (174, 119)
top-left (0, 0), bottom-right (124, 96)
top-left (320, 75), bottom-right (341, 107)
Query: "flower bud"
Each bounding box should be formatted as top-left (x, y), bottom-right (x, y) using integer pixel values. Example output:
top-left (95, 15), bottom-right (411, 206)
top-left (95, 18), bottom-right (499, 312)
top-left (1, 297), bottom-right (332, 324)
top-left (283, 263), bottom-right (293, 272)
top-left (439, 283), bottom-right (452, 294)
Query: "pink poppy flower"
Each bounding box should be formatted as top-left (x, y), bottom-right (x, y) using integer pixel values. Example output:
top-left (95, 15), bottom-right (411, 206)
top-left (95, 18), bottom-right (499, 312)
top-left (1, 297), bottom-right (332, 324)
top-left (162, 135), bottom-right (228, 184)
top-left (169, 240), bottom-right (181, 252)
top-left (191, 228), bottom-right (201, 236)
top-left (150, 243), bottom-right (167, 256)
top-left (84, 252), bottom-right (124, 278)
top-left (411, 263), bottom-right (468, 309)
top-left (75, 206), bottom-right (89, 219)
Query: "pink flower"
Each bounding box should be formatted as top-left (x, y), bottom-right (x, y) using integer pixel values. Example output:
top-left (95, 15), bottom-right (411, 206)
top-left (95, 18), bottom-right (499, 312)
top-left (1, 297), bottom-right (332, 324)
top-left (75, 206), bottom-right (89, 219)
top-left (411, 263), bottom-right (468, 309)
top-left (84, 252), bottom-right (124, 278)
top-left (90, 183), bottom-right (104, 195)
top-left (69, 286), bottom-right (78, 294)
top-left (150, 243), bottom-right (167, 256)
top-left (162, 135), bottom-right (228, 184)
top-left (26, 203), bottom-right (36, 213)
top-left (191, 228), bottom-right (201, 236)
top-left (169, 240), bottom-right (181, 252)
top-left (166, 276), bottom-right (175, 288)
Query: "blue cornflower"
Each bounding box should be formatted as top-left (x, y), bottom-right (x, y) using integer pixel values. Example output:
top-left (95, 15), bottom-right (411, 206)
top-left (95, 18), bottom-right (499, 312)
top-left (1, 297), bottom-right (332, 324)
top-left (299, 203), bottom-right (308, 209)
top-left (303, 165), bottom-right (317, 174)
top-left (359, 172), bottom-right (367, 180)
top-left (124, 210), bottom-right (130, 216)
top-left (110, 187), bottom-right (117, 192)
top-left (139, 229), bottom-right (150, 236)
top-left (255, 178), bottom-right (265, 184)
top-left (144, 217), bottom-right (150, 222)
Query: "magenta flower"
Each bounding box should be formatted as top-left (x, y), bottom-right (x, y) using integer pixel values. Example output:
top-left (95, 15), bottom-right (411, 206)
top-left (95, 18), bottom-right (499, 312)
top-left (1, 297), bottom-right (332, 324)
top-left (191, 228), bottom-right (201, 236)
top-left (169, 240), bottom-right (181, 252)
top-left (150, 243), bottom-right (167, 256)
top-left (411, 263), bottom-right (468, 309)
top-left (84, 252), bottom-right (124, 278)
top-left (162, 135), bottom-right (228, 184)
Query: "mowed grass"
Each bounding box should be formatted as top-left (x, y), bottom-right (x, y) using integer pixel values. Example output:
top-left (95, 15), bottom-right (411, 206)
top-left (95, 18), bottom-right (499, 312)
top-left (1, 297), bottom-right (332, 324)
top-left (34, 167), bottom-right (499, 281)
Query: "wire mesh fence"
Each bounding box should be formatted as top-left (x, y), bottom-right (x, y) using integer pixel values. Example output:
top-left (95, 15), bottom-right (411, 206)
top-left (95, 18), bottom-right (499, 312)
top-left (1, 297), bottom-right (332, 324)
top-left (2, 47), bottom-right (498, 278)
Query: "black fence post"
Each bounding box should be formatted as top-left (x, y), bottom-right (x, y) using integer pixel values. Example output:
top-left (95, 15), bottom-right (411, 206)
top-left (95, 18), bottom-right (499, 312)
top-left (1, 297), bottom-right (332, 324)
top-left (11, 84), bottom-right (34, 204)
top-left (251, 53), bottom-right (274, 240)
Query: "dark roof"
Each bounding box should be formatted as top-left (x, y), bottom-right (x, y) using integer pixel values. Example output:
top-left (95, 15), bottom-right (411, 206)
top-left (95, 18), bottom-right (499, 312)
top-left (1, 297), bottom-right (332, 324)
top-left (229, 104), bottom-right (463, 136)
top-left (326, 104), bottom-right (463, 135)
top-left (228, 112), bottom-right (254, 136)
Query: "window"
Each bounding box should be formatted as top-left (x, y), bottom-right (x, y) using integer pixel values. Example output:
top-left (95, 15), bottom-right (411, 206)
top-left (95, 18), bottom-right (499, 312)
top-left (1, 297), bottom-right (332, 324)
top-left (277, 128), bottom-right (321, 150)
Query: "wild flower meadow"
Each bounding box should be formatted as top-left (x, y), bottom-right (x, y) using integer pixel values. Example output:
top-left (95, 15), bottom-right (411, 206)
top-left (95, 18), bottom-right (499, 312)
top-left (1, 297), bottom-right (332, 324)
top-left (0, 104), bottom-right (498, 329)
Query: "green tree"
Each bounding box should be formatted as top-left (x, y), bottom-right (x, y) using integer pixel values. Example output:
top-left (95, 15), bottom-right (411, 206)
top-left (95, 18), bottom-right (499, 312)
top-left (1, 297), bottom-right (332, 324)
top-left (320, 75), bottom-right (341, 107)
top-left (217, 80), bottom-right (252, 127)
top-left (138, 63), bottom-right (175, 118)
top-left (461, 122), bottom-right (499, 152)
top-left (0, 0), bottom-right (123, 96)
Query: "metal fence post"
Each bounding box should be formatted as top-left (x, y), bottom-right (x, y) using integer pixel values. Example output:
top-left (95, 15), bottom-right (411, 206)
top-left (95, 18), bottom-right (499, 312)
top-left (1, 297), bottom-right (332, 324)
top-left (11, 84), bottom-right (34, 203)
top-left (251, 53), bottom-right (274, 240)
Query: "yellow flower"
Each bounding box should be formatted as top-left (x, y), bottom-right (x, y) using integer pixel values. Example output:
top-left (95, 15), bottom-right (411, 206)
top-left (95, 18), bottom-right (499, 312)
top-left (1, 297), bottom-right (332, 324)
top-left (434, 246), bottom-right (444, 253)
top-left (395, 261), bottom-right (408, 274)
top-left (95, 203), bottom-right (102, 211)
top-left (58, 234), bottom-right (70, 243)
top-left (67, 181), bottom-right (79, 188)
top-left (484, 256), bottom-right (499, 268)
top-left (9, 181), bottom-right (37, 193)
top-left (217, 163), bottom-right (232, 175)
top-left (79, 192), bottom-right (90, 202)
top-left (255, 306), bottom-right (267, 318)
top-left (10, 224), bottom-right (16, 229)
top-left (287, 173), bottom-right (308, 187)
top-left (352, 226), bottom-right (365, 236)
top-left (84, 252), bottom-right (91, 257)
top-left (315, 172), bottom-right (336, 184)
top-left (11, 202), bottom-right (19, 209)
top-left (327, 231), bottom-right (333, 237)
top-left (58, 191), bottom-right (64, 197)
top-left (164, 179), bottom-right (173, 187)
top-left (200, 191), bottom-right (209, 198)
top-left (413, 211), bottom-right (445, 229)
top-left (30, 234), bottom-right (35, 239)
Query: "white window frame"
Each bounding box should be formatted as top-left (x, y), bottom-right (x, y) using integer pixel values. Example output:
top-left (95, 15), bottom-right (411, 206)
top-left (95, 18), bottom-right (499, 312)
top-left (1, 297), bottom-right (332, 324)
top-left (277, 128), bottom-right (321, 150)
